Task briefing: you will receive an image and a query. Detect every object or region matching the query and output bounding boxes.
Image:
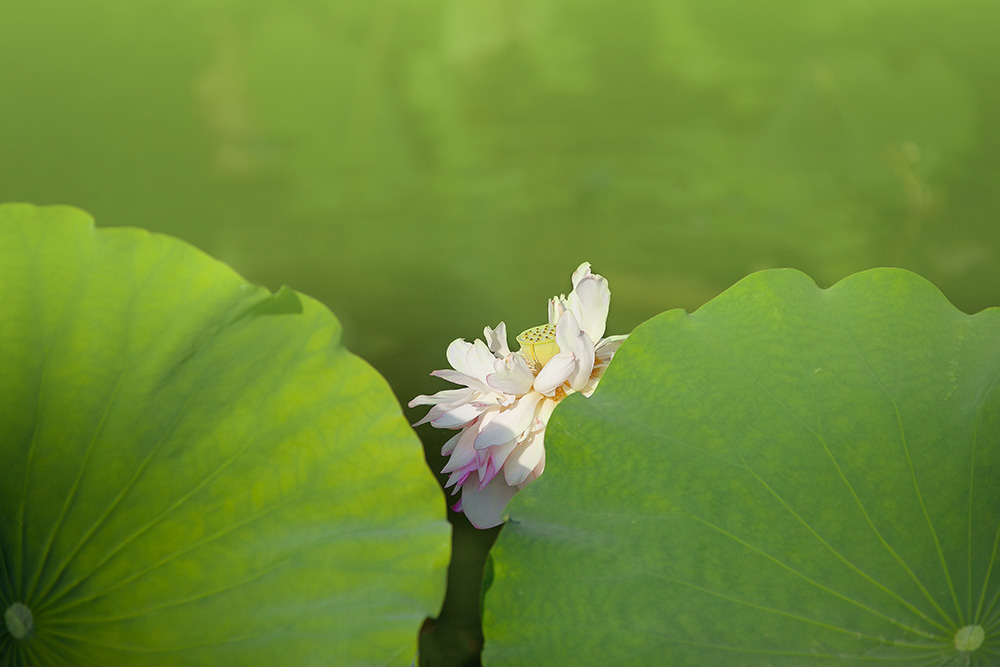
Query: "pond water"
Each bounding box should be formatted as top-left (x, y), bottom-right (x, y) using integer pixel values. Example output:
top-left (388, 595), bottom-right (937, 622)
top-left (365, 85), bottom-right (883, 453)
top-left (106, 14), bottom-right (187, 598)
top-left (2, 1), bottom-right (998, 664)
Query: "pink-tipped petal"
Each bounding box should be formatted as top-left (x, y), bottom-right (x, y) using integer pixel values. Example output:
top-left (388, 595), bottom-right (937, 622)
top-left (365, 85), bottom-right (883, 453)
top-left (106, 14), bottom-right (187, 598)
top-left (441, 428), bottom-right (479, 473)
top-left (477, 455), bottom-right (498, 488)
top-left (485, 437), bottom-right (521, 476)
top-left (441, 431), bottom-right (462, 456)
top-left (445, 465), bottom-right (475, 490)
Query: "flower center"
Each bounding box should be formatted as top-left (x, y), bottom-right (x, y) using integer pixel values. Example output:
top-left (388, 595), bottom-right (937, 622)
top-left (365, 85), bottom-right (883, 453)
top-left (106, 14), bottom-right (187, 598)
top-left (517, 323), bottom-right (559, 367)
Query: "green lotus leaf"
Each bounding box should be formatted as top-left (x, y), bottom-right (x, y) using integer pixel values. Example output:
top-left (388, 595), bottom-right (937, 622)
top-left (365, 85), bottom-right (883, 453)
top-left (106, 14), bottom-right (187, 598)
top-left (0, 204), bottom-right (450, 665)
top-left (484, 268), bottom-right (1000, 665)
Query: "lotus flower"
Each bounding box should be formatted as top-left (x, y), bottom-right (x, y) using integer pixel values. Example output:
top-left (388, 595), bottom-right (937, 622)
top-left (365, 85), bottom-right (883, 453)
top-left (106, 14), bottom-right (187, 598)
top-left (409, 263), bottom-right (627, 528)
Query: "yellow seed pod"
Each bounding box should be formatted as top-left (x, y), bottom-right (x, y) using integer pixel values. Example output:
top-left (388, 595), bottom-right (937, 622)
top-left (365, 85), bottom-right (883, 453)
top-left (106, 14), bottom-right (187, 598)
top-left (516, 323), bottom-right (560, 367)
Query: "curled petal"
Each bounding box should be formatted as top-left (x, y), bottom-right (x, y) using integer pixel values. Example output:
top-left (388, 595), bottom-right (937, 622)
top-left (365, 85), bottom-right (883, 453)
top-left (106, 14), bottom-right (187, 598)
top-left (484, 322), bottom-right (511, 356)
top-left (459, 473), bottom-right (519, 529)
top-left (445, 339), bottom-right (474, 375)
top-left (570, 261), bottom-right (593, 286)
top-left (445, 338), bottom-right (495, 383)
top-left (487, 353), bottom-right (534, 395)
top-left (566, 262), bottom-right (610, 344)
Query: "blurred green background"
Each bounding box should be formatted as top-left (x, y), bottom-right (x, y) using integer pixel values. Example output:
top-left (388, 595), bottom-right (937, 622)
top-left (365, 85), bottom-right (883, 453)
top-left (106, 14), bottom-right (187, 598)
top-left (2, 1), bottom-right (998, 664)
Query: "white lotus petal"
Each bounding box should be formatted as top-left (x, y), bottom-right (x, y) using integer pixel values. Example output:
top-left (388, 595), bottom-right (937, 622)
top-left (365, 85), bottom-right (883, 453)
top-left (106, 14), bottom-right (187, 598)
top-left (441, 427), bottom-right (479, 472)
top-left (555, 308), bottom-right (582, 345)
top-left (466, 339), bottom-right (498, 381)
top-left (556, 310), bottom-right (595, 391)
top-left (445, 339), bottom-right (474, 374)
top-left (582, 334), bottom-right (629, 396)
top-left (445, 465), bottom-right (475, 490)
top-left (562, 263), bottom-right (609, 343)
top-left (523, 446), bottom-right (546, 486)
top-left (486, 353), bottom-right (534, 395)
top-left (412, 402), bottom-right (453, 427)
top-left (441, 431), bottom-right (463, 456)
top-left (534, 397), bottom-right (557, 429)
top-left (430, 368), bottom-right (492, 394)
top-left (485, 437), bottom-right (520, 477)
top-left (477, 455), bottom-right (498, 488)
top-left (484, 322), bottom-right (510, 356)
top-left (431, 401), bottom-right (485, 428)
top-left (548, 295), bottom-right (567, 325)
top-left (533, 352), bottom-right (576, 395)
top-left (474, 392), bottom-right (542, 449)
top-left (408, 386), bottom-right (474, 409)
top-left (595, 334), bottom-right (628, 360)
top-left (503, 432), bottom-right (545, 486)
top-left (570, 261), bottom-right (592, 287)
top-left (572, 281), bottom-right (609, 343)
top-left (460, 473), bottom-right (520, 529)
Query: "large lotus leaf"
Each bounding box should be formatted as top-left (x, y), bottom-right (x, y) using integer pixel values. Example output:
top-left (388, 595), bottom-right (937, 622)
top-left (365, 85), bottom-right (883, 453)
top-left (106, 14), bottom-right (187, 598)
top-left (484, 268), bottom-right (1000, 665)
top-left (0, 204), bottom-right (450, 665)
